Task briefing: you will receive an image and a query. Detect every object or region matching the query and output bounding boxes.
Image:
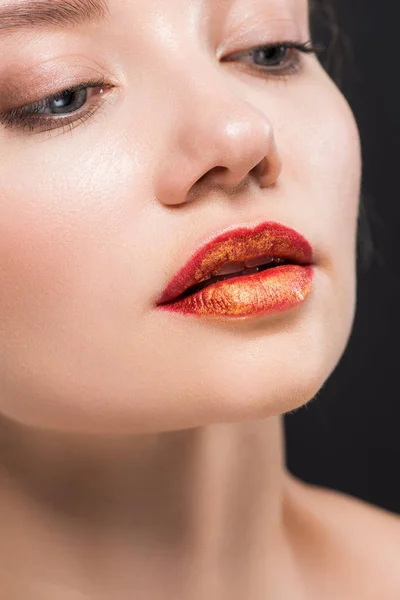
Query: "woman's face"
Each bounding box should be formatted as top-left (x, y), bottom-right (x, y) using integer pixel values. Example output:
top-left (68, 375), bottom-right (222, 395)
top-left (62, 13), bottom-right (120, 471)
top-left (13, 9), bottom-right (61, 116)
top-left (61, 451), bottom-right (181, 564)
top-left (0, 0), bottom-right (361, 434)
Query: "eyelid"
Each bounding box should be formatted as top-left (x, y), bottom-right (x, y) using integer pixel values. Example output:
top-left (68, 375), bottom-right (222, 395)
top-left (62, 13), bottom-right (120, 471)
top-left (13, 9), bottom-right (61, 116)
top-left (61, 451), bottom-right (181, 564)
top-left (223, 39), bottom-right (323, 61)
top-left (11, 78), bottom-right (106, 114)
top-left (216, 19), bottom-right (310, 57)
top-left (220, 40), bottom-right (323, 78)
top-left (0, 79), bottom-right (113, 135)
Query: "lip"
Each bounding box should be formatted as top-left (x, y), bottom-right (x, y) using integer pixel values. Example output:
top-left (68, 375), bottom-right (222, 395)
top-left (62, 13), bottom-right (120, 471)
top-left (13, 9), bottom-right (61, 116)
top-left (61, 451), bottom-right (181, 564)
top-left (156, 221), bottom-right (314, 319)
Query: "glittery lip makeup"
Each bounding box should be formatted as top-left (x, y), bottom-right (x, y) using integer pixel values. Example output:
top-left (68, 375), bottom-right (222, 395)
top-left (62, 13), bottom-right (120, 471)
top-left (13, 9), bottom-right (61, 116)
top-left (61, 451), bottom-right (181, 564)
top-left (156, 221), bottom-right (314, 319)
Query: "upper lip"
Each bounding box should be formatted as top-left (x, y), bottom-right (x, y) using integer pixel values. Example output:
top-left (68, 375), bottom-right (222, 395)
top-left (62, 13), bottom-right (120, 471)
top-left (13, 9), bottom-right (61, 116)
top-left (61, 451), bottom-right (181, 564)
top-left (157, 221), bottom-right (314, 305)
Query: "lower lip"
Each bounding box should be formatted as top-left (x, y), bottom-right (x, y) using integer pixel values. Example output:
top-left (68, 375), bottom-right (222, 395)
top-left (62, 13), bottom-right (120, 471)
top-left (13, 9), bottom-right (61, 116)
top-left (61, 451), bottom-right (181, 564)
top-left (157, 264), bottom-right (314, 318)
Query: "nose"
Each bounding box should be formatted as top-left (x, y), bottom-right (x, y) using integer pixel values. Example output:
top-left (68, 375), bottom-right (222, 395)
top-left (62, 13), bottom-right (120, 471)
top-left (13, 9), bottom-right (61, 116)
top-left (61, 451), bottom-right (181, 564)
top-left (154, 88), bottom-right (282, 206)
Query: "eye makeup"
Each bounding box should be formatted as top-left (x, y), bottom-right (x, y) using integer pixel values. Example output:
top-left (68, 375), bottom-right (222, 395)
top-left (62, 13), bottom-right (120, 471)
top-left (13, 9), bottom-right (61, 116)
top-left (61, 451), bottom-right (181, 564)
top-left (0, 78), bottom-right (111, 133)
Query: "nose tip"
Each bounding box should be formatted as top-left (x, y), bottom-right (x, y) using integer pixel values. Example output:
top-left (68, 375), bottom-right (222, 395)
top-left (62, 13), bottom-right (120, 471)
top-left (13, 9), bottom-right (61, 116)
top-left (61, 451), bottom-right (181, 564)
top-left (154, 96), bottom-right (283, 206)
top-left (207, 123), bottom-right (282, 190)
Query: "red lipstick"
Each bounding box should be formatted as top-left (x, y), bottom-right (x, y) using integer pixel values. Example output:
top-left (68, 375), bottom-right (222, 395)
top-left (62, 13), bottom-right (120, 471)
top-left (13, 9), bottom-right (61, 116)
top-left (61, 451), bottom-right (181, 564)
top-left (156, 221), bottom-right (314, 319)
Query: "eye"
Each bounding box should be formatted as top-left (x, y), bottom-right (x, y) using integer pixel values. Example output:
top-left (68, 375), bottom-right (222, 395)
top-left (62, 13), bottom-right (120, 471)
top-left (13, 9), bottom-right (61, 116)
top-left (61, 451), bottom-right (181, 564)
top-left (0, 79), bottom-right (111, 134)
top-left (252, 45), bottom-right (293, 68)
top-left (41, 87), bottom-right (89, 115)
top-left (222, 40), bottom-right (322, 78)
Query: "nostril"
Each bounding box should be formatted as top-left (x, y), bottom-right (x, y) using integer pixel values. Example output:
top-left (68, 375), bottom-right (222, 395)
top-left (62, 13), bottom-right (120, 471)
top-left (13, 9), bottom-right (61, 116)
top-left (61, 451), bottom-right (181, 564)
top-left (206, 164), bottom-right (251, 188)
top-left (195, 167), bottom-right (225, 185)
top-left (205, 166), bottom-right (227, 179)
top-left (195, 165), bottom-right (233, 187)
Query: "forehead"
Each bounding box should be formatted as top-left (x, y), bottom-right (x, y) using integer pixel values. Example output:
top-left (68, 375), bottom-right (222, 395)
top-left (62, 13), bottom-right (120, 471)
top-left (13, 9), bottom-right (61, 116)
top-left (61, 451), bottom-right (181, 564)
top-left (107, 0), bottom-right (310, 30)
top-left (112, 0), bottom-right (309, 14)
top-left (0, 0), bottom-right (309, 39)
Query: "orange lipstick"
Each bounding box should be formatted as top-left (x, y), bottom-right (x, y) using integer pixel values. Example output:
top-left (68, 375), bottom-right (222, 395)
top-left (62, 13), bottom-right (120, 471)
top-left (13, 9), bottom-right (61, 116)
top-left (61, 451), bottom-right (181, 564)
top-left (156, 222), bottom-right (314, 319)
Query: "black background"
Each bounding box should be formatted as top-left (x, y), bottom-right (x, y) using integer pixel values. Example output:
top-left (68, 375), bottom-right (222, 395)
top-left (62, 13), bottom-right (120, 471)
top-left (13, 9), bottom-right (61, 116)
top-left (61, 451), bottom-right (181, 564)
top-left (285, 1), bottom-right (400, 513)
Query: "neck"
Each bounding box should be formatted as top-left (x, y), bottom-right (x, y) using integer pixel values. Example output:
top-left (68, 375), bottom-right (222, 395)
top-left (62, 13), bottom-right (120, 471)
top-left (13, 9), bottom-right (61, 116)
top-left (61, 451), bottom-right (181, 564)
top-left (0, 416), bottom-right (304, 600)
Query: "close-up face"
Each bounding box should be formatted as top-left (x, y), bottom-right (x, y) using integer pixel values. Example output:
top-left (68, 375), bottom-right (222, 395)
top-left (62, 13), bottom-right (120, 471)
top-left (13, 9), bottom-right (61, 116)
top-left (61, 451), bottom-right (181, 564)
top-left (0, 0), bottom-right (361, 435)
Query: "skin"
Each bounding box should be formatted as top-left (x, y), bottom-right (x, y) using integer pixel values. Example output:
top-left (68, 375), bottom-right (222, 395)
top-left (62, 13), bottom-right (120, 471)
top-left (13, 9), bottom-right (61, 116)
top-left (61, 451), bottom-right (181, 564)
top-left (0, 0), bottom-right (399, 598)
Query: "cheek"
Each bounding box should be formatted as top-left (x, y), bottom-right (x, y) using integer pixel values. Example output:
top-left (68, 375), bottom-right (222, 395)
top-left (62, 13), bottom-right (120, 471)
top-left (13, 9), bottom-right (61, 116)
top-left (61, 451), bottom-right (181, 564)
top-left (275, 74), bottom-right (362, 367)
top-left (313, 95), bottom-right (361, 233)
top-left (312, 83), bottom-right (362, 279)
top-left (316, 87), bottom-right (361, 358)
top-left (0, 210), bottom-right (71, 326)
top-left (0, 146), bottom-right (148, 380)
top-left (0, 144), bottom-right (140, 314)
top-left (0, 147), bottom-right (151, 430)
top-left (281, 73), bottom-right (362, 276)
top-left (277, 69), bottom-right (362, 196)
top-left (316, 86), bottom-right (361, 333)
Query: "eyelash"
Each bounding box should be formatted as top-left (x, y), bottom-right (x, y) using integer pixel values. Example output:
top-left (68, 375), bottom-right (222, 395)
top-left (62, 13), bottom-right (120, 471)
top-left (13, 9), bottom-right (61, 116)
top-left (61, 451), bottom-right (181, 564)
top-left (0, 40), bottom-right (323, 135)
top-left (0, 78), bottom-right (109, 135)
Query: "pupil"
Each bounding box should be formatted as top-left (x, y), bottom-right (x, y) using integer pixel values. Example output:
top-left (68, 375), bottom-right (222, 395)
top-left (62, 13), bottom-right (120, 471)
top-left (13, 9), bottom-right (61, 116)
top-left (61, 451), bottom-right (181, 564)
top-left (253, 46), bottom-right (285, 67)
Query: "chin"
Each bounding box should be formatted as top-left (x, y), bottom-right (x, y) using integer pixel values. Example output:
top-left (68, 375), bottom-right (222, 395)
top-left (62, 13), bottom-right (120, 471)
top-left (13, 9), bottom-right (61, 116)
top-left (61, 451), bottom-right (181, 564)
top-left (170, 275), bottom-right (357, 429)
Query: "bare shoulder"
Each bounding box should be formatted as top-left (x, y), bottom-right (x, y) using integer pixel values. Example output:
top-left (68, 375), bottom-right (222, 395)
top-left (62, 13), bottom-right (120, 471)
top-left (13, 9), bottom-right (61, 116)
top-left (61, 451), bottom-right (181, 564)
top-left (284, 472), bottom-right (400, 599)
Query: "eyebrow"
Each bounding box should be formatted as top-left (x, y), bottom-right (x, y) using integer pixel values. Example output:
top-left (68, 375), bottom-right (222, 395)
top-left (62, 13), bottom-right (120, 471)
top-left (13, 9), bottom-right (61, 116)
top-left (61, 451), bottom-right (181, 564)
top-left (0, 0), bottom-right (109, 36)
